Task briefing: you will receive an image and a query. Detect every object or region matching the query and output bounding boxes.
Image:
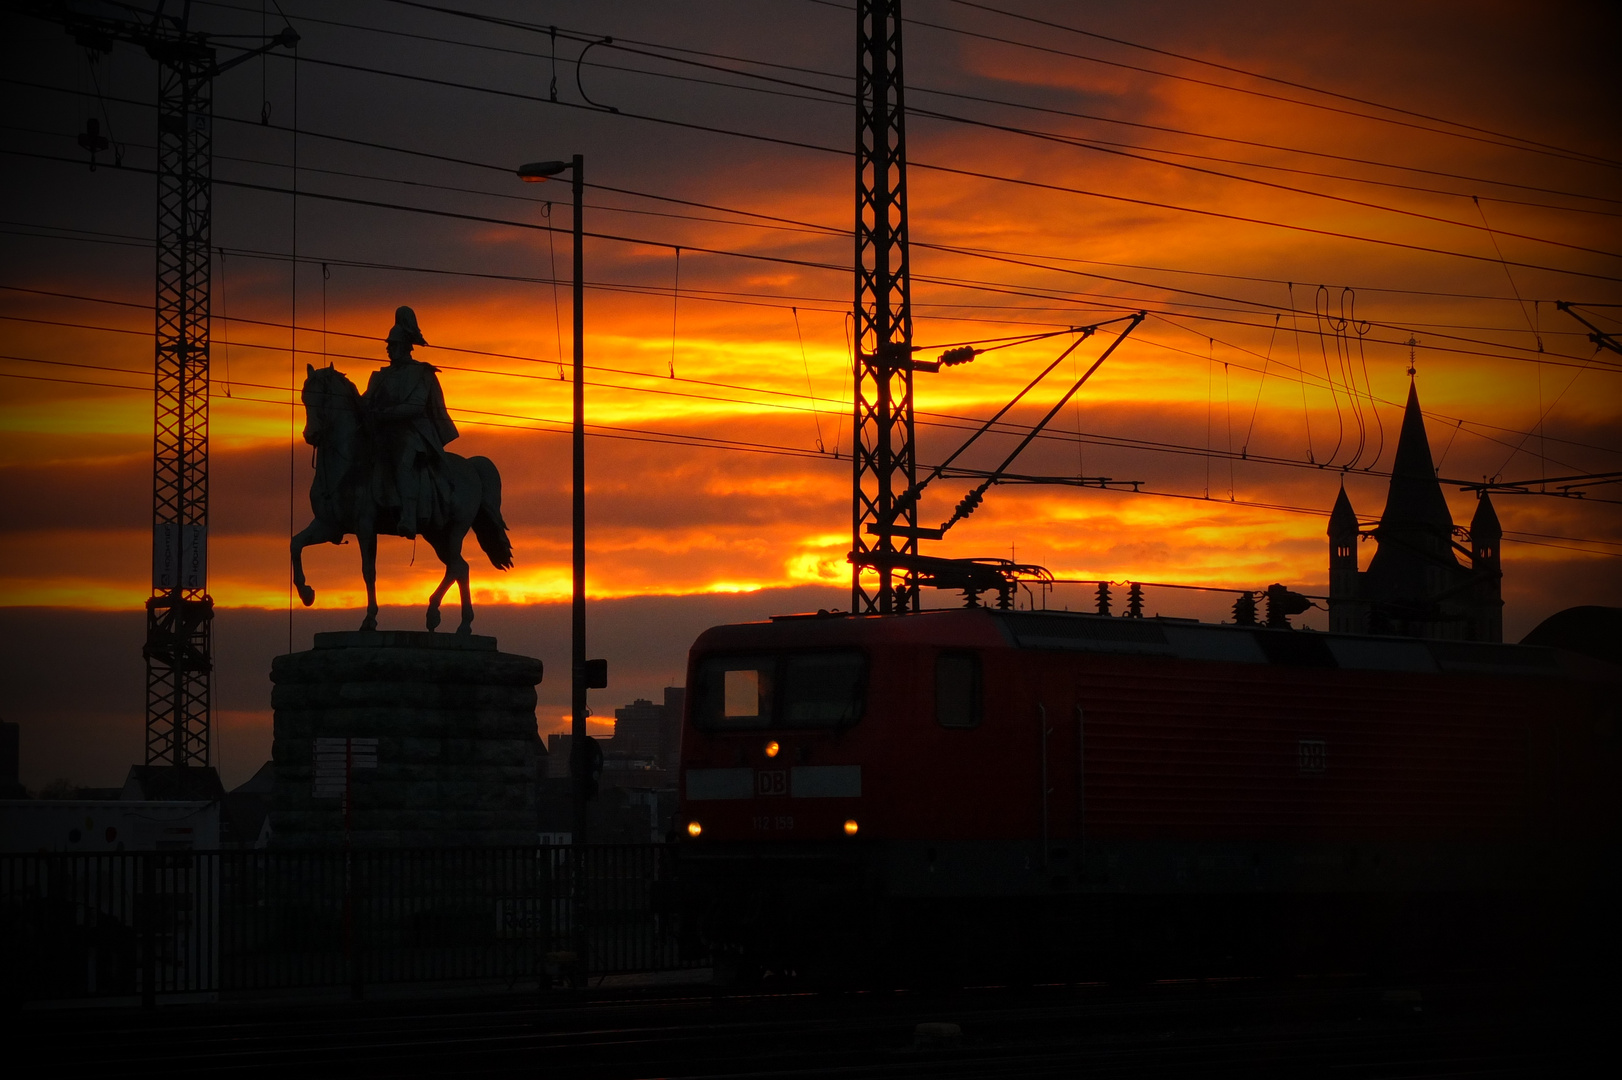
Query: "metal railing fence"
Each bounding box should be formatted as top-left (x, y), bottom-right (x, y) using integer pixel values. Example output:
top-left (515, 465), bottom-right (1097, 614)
top-left (1, 845), bottom-right (695, 1003)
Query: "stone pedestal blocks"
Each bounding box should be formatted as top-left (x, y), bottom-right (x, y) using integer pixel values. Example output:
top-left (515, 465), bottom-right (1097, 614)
top-left (270, 631), bottom-right (543, 847)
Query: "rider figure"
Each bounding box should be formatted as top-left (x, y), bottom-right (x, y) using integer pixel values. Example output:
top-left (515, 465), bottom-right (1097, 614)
top-left (363, 306), bottom-right (459, 537)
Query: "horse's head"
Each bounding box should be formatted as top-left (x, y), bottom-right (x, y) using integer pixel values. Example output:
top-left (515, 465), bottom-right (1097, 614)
top-left (301, 362), bottom-right (359, 447)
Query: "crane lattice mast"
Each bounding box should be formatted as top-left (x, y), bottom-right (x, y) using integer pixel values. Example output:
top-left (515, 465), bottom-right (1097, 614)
top-left (31, 2), bottom-right (295, 768)
top-left (144, 21), bottom-right (217, 768)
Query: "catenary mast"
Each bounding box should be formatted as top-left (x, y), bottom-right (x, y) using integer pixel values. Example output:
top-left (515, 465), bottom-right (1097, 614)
top-left (851, 0), bottom-right (919, 614)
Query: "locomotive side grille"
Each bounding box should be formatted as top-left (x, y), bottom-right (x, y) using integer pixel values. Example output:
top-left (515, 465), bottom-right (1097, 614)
top-left (1003, 614), bottom-right (1170, 653)
top-left (1250, 632), bottom-right (1337, 668)
top-left (1080, 663), bottom-right (1530, 838)
top-left (1428, 640), bottom-right (1560, 673)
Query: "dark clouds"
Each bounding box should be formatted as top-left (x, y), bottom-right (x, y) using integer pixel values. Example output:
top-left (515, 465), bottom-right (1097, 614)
top-left (3, 1), bottom-right (1618, 787)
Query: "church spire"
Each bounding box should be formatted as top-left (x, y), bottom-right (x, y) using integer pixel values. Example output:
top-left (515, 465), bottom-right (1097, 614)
top-left (1327, 484), bottom-right (1366, 634)
top-left (1468, 492), bottom-right (1504, 643)
top-left (1470, 490), bottom-right (1502, 550)
top-left (1377, 382), bottom-right (1454, 539)
top-left (1329, 484), bottom-right (1358, 540)
top-left (1363, 381), bottom-right (1463, 636)
top-left (1335, 378), bottom-right (1507, 643)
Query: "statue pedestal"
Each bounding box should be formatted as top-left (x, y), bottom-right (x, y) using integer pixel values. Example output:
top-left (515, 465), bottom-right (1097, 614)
top-left (269, 631), bottom-right (543, 848)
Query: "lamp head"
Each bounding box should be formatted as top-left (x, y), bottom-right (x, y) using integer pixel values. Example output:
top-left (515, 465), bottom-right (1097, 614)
top-left (517, 160), bottom-right (570, 182)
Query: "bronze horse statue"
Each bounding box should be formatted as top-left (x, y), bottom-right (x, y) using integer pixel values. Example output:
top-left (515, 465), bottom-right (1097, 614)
top-left (291, 362), bottom-right (512, 633)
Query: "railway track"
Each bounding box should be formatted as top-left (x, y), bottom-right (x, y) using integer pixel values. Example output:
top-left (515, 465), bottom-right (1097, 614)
top-left (20, 974), bottom-right (1606, 1077)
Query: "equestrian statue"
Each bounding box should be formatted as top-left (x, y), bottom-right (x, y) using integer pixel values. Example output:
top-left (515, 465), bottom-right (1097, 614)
top-left (291, 306), bottom-right (512, 633)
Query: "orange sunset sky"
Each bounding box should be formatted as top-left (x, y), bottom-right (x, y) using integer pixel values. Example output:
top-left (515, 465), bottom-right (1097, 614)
top-left (3, 0), bottom-right (1619, 787)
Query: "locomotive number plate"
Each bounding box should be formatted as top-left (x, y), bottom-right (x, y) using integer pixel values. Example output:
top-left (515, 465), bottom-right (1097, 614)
top-left (756, 769), bottom-right (789, 797)
top-left (752, 815), bottom-right (794, 832)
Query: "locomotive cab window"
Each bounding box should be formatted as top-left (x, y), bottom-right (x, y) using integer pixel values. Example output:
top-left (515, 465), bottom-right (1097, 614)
top-left (935, 651), bottom-right (982, 729)
top-left (724, 668), bottom-right (764, 720)
top-left (782, 652), bottom-right (866, 725)
top-left (695, 650), bottom-right (867, 730)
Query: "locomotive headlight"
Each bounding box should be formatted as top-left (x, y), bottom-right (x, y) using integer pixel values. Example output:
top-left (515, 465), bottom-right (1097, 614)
top-left (843, 819), bottom-right (859, 836)
top-left (764, 740), bottom-right (780, 758)
top-left (687, 821), bottom-right (703, 838)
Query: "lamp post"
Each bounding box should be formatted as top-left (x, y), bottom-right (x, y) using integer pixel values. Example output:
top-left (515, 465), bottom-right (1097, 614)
top-left (518, 155), bottom-right (588, 850)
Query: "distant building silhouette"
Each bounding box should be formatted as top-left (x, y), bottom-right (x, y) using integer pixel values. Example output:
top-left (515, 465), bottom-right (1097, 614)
top-left (0, 721), bottom-right (23, 799)
top-left (546, 688), bottom-right (685, 774)
top-left (540, 687), bottom-right (686, 842)
top-left (609, 686), bottom-right (686, 768)
top-left (608, 699), bottom-right (664, 761)
top-left (1327, 382), bottom-right (1503, 641)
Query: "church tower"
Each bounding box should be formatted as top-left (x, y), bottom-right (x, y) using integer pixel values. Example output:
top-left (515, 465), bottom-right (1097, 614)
top-left (1469, 492), bottom-right (1504, 643)
top-left (1327, 485), bottom-right (1368, 633)
top-left (1363, 382), bottom-right (1463, 637)
top-left (1332, 379), bottom-right (1505, 642)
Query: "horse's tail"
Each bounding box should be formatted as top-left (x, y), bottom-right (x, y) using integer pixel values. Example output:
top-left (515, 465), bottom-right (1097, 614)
top-left (469, 456), bottom-right (514, 570)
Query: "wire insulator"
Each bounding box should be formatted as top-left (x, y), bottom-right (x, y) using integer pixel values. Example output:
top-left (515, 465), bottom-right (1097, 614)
top-left (939, 346), bottom-right (978, 366)
top-left (953, 487), bottom-right (983, 520)
top-left (1265, 583), bottom-right (1311, 628)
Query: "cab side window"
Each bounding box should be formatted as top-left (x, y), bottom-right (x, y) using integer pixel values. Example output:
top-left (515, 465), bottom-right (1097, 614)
top-left (935, 651), bottom-right (982, 729)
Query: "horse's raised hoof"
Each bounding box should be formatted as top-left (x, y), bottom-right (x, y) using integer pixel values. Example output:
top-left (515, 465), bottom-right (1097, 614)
top-left (297, 583), bottom-right (315, 607)
top-left (360, 616), bottom-right (377, 632)
top-left (426, 607), bottom-right (441, 632)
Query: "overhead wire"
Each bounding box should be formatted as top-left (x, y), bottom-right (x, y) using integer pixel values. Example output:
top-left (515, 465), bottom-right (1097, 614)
top-left (254, 1), bottom-right (1622, 212)
top-left (7, 207), bottom-right (1615, 387)
top-left (16, 136), bottom-right (1614, 377)
top-left (1241, 314), bottom-right (1278, 457)
top-left (6, 300), bottom-right (1614, 484)
top-left (902, 106), bottom-right (1621, 260)
top-left (331, 3), bottom-right (1622, 237)
top-left (6, 22), bottom-right (1615, 505)
top-left (1141, 310), bottom-right (1603, 475)
top-left (1353, 307), bottom-right (1384, 467)
top-left (6, 37), bottom-right (1615, 608)
top-left (8, 357), bottom-right (1617, 542)
top-left (8, 203), bottom-right (1620, 457)
top-left (99, 46), bottom-right (1610, 282)
top-left (4, 82), bottom-right (1610, 315)
top-left (939, 0), bottom-right (1621, 168)
top-left (793, 306), bottom-right (827, 454)
top-left (271, 49), bottom-right (1622, 273)
top-left (372, 0), bottom-right (1620, 172)
top-left (852, 0), bottom-right (1622, 169)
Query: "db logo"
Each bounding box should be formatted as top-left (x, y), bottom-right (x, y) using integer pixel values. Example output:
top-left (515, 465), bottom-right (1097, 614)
top-left (756, 770), bottom-right (788, 797)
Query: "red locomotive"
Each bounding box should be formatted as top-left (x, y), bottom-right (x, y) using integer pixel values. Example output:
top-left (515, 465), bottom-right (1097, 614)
top-left (674, 605), bottom-right (1621, 983)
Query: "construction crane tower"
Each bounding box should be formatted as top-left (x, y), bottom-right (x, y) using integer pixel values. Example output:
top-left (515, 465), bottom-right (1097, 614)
top-left (27, 2), bottom-right (296, 769)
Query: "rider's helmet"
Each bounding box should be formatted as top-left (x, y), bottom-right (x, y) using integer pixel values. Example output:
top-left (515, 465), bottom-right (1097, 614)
top-left (387, 306), bottom-right (428, 349)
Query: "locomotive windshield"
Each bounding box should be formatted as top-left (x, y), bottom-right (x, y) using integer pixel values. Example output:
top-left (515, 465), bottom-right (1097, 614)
top-left (694, 650), bottom-right (867, 730)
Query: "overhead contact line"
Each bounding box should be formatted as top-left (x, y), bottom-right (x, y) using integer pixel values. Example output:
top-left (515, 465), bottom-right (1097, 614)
top-left (58, 45), bottom-right (1596, 281)
top-left (7, 77), bottom-right (1611, 307)
top-left (5, 360), bottom-right (1615, 551)
top-left (7, 303), bottom-right (1615, 476)
top-left (217, 2), bottom-right (1622, 212)
top-left (939, 0), bottom-right (1622, 169)
top-left (5, 203), bottom-right (1616, 385)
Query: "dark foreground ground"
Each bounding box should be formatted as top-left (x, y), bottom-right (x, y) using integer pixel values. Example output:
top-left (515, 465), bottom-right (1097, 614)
top-left (16, 973), bottom-right (1611, 1078)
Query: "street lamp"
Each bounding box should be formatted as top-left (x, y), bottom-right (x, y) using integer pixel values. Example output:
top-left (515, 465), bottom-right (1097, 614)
top-left (518, 155), bottom-right (590, 850)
